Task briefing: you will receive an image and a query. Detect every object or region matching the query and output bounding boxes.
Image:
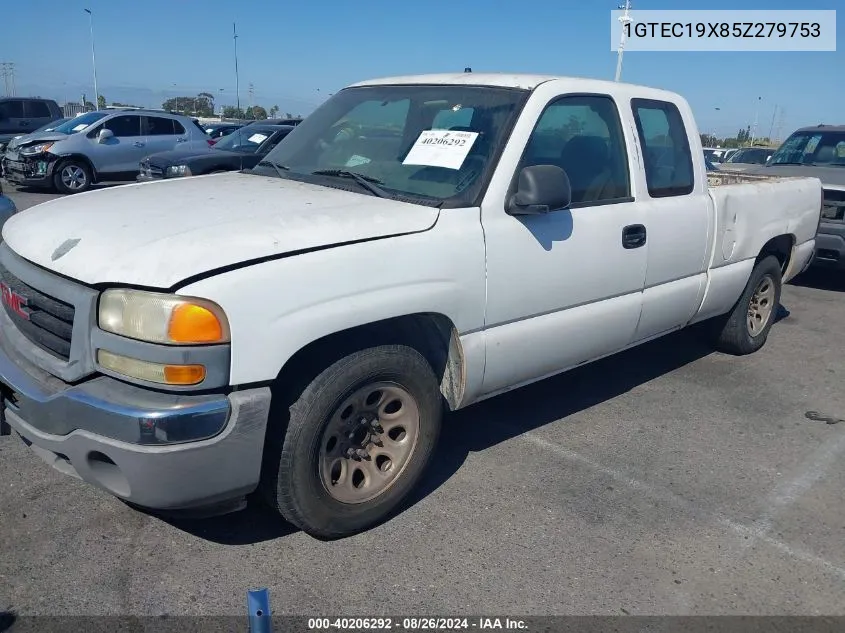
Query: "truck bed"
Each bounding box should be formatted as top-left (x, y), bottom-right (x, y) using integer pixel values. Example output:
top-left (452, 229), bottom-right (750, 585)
top-left (707, 170), bottom-right (815, 187)
top-left (705, 171), bottom-right (822, 282)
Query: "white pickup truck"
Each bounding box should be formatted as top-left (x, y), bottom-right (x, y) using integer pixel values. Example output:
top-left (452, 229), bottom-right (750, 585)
top-left (0, 73), bottom-right (823, 538)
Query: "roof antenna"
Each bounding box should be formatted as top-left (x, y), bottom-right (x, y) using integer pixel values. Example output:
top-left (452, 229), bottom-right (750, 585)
top-left (464, 67), bottom-right (472, 73)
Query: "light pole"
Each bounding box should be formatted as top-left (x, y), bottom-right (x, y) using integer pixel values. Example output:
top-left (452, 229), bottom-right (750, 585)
top-left (233, 23), bottom-right (241, 119)
top-left (615, 0), bottom-right (633, 82)
top-left (84, 9), bottom-right (99, 110)
top-left (750, 96), bottom-right (761, 147)
top-left (712, 107), bottom-right (720, 146)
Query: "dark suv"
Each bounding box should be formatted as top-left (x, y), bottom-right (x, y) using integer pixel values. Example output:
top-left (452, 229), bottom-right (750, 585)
top-left (0, 98), bottom-right (63, 152)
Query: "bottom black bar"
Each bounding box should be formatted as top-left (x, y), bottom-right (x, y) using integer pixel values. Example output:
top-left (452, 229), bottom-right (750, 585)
top-left (3, 616), bottom-right (845, 633)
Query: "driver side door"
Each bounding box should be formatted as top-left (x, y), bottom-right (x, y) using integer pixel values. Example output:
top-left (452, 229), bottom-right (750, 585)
top-left (480, 92), bottom-right (648, 395)
top-left (86, 114), bottom-right (145, 175)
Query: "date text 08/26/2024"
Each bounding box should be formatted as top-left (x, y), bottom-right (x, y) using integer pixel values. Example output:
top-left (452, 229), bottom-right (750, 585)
top-left (306, 617), bottom-right (528, 630)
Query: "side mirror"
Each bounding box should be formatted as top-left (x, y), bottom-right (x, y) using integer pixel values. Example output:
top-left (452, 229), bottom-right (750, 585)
top-left (506, 165), bottom-right (571, 216)
top-left (97, 128), bottom-right (114, 143)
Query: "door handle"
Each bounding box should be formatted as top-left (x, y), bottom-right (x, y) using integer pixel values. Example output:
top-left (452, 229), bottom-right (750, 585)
top-left (176, 137), bottom-right (187, 143)
top-left (622, 224), bottom-right (647, 249)
top-left (134, 142), bottom-right (145, 147)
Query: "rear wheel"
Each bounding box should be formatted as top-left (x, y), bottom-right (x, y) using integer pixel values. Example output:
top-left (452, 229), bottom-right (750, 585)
top-left (711, 255), bottom-right (782, 355)
top-left (262, 345), bottom-right (442, 539)
top-left (54, 160), bottom-right (92, 194)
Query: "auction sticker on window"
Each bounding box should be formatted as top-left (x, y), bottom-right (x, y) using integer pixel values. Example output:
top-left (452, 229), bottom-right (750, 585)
top-left (402, 130), bottom-right (478, 170)
top-left (248, 133), bottom-right (268, 143)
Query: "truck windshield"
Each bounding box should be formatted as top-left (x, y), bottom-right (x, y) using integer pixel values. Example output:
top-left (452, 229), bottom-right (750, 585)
top-left (769, 130), bottom-right (845, 167)
top-left (255, 84), bottom-right (529, 206)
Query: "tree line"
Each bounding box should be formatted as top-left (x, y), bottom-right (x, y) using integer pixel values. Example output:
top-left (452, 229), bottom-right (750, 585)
top-left (700, 126), bottom-right (776, 149)
top-left (160, 92), bottom-right (300, 120)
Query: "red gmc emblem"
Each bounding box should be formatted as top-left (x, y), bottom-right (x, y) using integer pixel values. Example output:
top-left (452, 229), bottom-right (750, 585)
top-left (0, 282), bottom-right (30, 321)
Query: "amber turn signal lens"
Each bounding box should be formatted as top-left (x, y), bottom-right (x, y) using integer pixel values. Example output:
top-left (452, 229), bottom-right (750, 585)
top-left (163, 364), bottom-right (207, 385)
top-left (168, 303), bottom-right (225, 344)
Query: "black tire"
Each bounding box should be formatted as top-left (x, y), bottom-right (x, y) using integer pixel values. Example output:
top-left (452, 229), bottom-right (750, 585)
top-left (711, 255), bottom-right (782, 355)
top-left (263, 345), bottom-right (442, 539)
top-left (53, 160), bottom-right (92, 194)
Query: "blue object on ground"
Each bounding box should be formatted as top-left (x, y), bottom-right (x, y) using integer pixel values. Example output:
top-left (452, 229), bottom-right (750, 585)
top-left (247, 588), bottom-right (273, 633)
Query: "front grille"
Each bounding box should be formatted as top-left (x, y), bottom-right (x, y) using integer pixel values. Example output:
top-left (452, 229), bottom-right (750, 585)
top-left (0, 264), bottom-right (75, 361)
top-left (822, 189), bottom-right (845, 223)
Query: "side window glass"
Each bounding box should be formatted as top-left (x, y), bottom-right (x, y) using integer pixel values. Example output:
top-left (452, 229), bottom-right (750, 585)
top-left (631, 98), bottom-right (694, 198)
top-left (520, 94), bottom-right (631, 204)
top-left (0, 100), bottom-right (24, 118)
top-left (145, 117), bottom-right (176, 136)
top-left (173, 120), bottom-right (186, 135)
top-left (26, 101), bottom-right (51, 118)
top-left (104, 115), bottom-right (141, 137)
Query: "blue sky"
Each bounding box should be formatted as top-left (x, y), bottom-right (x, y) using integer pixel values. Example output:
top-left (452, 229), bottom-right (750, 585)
top-left (3, 0), bottom-right (841, 139)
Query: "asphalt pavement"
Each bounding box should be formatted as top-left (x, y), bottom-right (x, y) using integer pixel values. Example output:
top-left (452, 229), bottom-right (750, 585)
top-left (1, 186), bottom-right (844, 617)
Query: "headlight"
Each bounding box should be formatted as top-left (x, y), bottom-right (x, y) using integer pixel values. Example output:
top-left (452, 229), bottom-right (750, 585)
top-left (166, 164), bottom-right (190, 177)
top-left (20, 142), bottom-right (54, 156)
top-left (98, 289), bottom-right (230, 345)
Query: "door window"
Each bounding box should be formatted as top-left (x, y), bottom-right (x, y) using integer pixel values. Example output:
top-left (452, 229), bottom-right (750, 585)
top-left (144, 116), bottom-right (177, 136)
top-left (25, 101), bottom-right (51, 118)
top-left (631, 99), bottom-right (694, 198)
top-left (0, 100), bottom-right (24, 118)
top-left (519, 94), bottom-right (631, 205)
top-left (103, 115), bottom-right (142, 137)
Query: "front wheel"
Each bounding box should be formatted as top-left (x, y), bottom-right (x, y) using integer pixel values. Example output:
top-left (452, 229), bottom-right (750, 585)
top-left (53, 160), bottom-right (92, 194)
top-left (263, 345), bottom-right (442, 538)
top-left (711, 255), bottom-right (783, 355)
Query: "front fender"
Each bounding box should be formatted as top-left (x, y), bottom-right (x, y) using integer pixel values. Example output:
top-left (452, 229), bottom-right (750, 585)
top-left (177, 212), bottom-right (487, 386)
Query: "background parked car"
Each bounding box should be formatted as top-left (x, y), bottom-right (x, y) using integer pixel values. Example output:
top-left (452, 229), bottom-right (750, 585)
top-left (0, 180), bottom-right (17, 235)
top-left (732, 124), bottom-right (845, 270)
top-left (203, 122), bottom-right (244, 144)
top-left (722, 146), bottom-right (774, 166)
top-left (138, 122), bottom-right (294, 181)
top-left (0, 97), bottom-right (63, 153)
top-left (2, 109), bottom-right (211, 194)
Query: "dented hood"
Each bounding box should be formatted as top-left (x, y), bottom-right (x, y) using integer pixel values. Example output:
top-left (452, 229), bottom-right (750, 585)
top-left (1, 172), bottom-right (439, 288)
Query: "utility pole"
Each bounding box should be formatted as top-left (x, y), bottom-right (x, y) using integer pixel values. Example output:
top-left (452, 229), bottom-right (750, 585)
top-left (712, 107), bottom-right (721, 146)
top-left (774, 109), bottom-right (786, 145)
top-left (249, 82), bottom-right (254, 115)
top-left (233, 23), bottom-right (241, 118)
top-left (615, 0), bottom-right (633, 82)
top-left (767, 104), bottom-right (778, 144)
top-left (0, 62), bottom-right (16, 97)
top-left (84, 9), bottom-right (100, 110)
top-left (749, 96), bottom-right (761, 147)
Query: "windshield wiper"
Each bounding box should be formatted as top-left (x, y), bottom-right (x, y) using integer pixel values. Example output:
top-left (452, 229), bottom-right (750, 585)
top-left (257, 160), bottom-right (290, 179)
top-left (310, 169), bottom-right (388, 198)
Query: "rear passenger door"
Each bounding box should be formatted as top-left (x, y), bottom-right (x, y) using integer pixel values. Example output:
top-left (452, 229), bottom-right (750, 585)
top-left (86, 114), bottom-right (145, 175)
top-left (143, 116), bottom-right (185, 156)
top-left (629, 98), bottom-right (711, 342)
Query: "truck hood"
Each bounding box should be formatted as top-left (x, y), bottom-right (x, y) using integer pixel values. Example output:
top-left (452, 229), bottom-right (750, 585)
top-left (1, 171), bottom-right (440, 288)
